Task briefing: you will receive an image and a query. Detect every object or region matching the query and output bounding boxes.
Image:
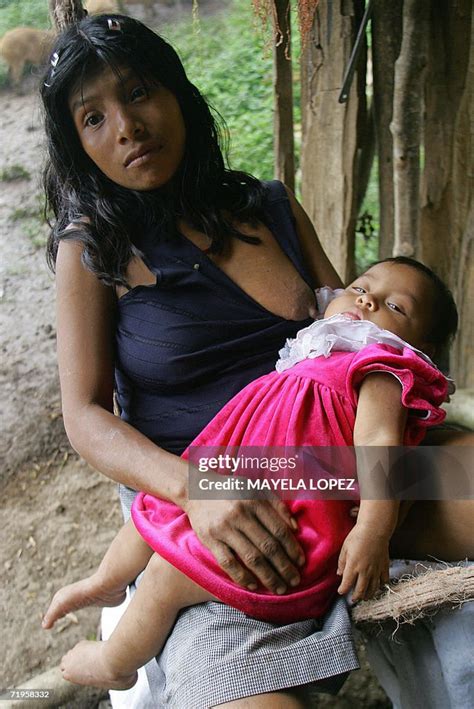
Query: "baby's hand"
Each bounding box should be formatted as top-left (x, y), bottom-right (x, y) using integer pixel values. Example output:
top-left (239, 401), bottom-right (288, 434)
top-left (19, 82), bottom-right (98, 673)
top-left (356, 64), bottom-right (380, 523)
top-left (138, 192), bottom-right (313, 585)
top-left (336, 524), bottom-right (390, 602)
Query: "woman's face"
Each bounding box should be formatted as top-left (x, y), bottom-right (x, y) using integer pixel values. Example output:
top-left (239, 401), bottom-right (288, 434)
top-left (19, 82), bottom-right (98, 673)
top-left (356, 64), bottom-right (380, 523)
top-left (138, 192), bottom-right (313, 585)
top-left (68, 64), bottom-right (186, 191)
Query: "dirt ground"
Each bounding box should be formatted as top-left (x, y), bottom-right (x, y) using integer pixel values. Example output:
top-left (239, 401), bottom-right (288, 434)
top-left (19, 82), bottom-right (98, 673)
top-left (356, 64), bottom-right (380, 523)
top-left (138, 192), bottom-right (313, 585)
top-left (0, 22), bottom-right (390, 709)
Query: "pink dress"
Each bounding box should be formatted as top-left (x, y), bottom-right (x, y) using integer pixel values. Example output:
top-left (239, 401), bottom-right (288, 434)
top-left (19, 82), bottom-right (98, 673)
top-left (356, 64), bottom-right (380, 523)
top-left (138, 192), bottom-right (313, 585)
top-left (132, 340), bottom-right (448, 623)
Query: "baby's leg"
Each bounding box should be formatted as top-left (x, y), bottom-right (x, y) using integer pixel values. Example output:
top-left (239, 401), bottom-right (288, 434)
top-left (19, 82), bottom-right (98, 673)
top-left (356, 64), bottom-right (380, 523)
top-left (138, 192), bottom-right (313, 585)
top-left (43, 519), bottom-right (153, 629)
top-left (59, 553), bottom-right (217, 689)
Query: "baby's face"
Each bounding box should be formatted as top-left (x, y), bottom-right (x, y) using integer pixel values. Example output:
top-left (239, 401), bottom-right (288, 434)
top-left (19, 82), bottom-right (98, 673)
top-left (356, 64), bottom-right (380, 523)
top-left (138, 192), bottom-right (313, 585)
top-left (324, 262), bottom-right (435, 351)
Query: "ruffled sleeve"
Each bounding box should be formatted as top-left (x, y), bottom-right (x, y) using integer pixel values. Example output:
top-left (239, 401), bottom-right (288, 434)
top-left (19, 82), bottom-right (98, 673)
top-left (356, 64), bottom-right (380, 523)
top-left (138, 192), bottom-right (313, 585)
top-left (346, 344), bottom-right (448, 444)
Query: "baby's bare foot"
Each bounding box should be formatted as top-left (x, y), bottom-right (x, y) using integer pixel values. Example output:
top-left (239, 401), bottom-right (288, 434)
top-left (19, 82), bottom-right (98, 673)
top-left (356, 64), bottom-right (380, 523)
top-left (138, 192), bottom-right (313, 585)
top-left (42, 575), bottom-right (126, 629)
top-left (60, 640), bottom-right (137, 690)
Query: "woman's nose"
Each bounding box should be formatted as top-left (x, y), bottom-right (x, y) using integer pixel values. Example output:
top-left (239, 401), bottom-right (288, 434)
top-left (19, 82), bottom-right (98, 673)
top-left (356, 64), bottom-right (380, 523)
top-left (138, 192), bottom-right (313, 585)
top-left (115, 108), bottom-right (144, 142)
top-left (356, 293), bottom-right (378, 311)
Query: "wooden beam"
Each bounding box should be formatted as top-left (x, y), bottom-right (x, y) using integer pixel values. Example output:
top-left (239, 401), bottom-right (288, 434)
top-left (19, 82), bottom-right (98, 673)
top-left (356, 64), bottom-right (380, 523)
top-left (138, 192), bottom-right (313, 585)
top-left (300, 0), bottom-right (366, 281)
top-left (390, 0), bottom-right (429, 258)
top-left (272, 0), bottom-right (295, 191)
top-left (419, 0), bottom-right (473, 386)
top-left (371, 0), bottom-right (403, 258)
top-left (49, 0), bottom-right (86, 32)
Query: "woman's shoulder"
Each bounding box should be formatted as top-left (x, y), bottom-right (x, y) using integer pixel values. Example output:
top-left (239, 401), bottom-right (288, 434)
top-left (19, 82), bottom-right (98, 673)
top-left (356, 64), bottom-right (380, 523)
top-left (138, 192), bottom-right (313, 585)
top-left (261, 179), bottom-right (290, 204)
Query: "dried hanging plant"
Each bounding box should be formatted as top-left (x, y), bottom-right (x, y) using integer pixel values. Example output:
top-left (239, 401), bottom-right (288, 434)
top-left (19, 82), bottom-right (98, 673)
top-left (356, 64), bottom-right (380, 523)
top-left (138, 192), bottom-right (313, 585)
top-left (251, 0), bottom-right (319, 49)
top-left (296, 0), bottom-right (319, 42)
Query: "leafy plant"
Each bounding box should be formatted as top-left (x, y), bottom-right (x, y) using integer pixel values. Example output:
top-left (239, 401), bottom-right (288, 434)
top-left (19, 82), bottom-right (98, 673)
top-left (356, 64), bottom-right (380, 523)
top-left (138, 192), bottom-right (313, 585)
top-left (0, 0), bottom-right (51, 36)
top-left (0, 164), bottom-right (31, 181)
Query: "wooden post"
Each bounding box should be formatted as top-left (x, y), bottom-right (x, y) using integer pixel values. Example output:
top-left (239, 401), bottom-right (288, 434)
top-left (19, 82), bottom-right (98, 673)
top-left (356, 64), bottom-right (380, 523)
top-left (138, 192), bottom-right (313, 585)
top-left (419, 0), bottom-right (473, 386)
top-left (371, 0), bottom-right (403, 258)
top-left (300, 0), bottom-right (366, 281)
top-left (390, 0), bottom-right (429, 258)
top-left (273, 0), bottom-right (295, 191)
top-left (49, 0), bottom-right (86, 31)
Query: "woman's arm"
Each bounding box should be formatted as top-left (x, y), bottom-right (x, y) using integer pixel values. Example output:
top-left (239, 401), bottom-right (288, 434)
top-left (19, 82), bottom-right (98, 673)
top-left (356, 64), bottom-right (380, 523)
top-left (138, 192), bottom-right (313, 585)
top-left (284, 185), bottom-right (343, 289)
top-left (56, 240), bottom-right (188, 503)
top-left (337, 373), bottom-right (406, 601)
top-left (56, 240), bottom-right (304, 593)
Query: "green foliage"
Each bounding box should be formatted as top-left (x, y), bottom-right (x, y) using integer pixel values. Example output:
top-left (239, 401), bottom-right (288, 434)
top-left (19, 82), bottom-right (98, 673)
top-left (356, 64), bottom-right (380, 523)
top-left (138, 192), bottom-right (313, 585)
top-left (8, 193), bottom-right (47, 249)
top-left (355, 158), bottom-right (379, 273)
top-left (9, 195), bottom-right (45, 224)
top-left (0, 0), bottom-right (51, 36)
top-left (163, 0), bottom-right (275, 179)
top-left (0, 164), bottom-right (31, 181)
top-left (23, 219), bottom-right (48, 249)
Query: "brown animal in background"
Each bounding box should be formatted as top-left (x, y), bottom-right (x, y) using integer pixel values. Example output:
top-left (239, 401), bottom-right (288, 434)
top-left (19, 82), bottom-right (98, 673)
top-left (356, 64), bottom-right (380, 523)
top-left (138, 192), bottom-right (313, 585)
top-left (85, 0), bottom-right (121, 14)
top-left (0, 27), bottom-right (55, 87)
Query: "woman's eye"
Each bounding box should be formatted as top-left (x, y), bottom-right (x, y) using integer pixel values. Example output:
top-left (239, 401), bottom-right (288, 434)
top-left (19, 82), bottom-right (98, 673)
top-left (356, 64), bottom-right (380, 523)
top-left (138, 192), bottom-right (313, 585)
top-left (84, 113), bottom-right (102, 128)
top-left (130, 86), bottom-right (148, 101)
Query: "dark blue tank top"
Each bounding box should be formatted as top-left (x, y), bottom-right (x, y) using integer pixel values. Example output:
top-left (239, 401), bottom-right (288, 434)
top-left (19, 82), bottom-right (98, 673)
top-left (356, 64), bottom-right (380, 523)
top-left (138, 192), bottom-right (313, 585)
top-left (115, 181), bottom-right (315, 455)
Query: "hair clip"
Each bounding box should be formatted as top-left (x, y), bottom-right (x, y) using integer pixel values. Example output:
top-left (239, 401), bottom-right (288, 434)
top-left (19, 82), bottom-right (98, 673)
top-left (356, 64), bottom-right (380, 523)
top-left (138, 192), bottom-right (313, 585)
top-left (107, 18), bottom-right (122, 31)
top-left (44, 51), bottom-right (60, 88)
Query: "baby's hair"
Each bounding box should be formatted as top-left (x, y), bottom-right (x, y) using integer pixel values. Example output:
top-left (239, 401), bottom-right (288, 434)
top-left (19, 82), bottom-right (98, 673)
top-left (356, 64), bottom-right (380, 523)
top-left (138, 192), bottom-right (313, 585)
top-left (41, 14), bottom-right (266, 286)
top-left (371, 256), bottom-right (458, 352)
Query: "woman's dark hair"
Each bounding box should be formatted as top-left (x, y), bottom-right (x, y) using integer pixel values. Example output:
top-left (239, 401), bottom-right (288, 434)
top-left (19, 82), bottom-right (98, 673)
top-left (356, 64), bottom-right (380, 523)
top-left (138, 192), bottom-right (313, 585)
top-left (373, 256), bottom-right (458, 353)
top-left (41, 14), bottom-right (266, 286)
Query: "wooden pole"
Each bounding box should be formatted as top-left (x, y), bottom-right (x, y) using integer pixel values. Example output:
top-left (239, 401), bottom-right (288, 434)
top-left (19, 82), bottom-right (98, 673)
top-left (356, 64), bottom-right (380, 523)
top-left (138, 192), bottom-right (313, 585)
top-left (273, 0), bottom-right (295, 191)
top-left (371, 0), bottom-right (403, 258)
top-left (390, 0), bottom-right (429, 258)
top-left (49, 0), bottom-right (86, 31)
top-left (300, 0), bottom-right (366, 281)
top-left (419, 0), bottom-right (473, 386)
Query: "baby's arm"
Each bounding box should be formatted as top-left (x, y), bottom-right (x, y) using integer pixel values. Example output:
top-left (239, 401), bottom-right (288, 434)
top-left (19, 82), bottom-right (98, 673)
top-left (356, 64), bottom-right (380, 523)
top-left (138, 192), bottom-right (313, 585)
top-left (43, 520), bottom-right (153, 628)
top-left (337, 373), bottom-right (407, 601)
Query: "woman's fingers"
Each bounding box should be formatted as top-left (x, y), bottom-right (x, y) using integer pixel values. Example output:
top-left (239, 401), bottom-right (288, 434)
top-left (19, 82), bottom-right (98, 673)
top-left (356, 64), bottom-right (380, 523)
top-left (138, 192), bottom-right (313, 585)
top-left (241, 516), bottom-right (302, 591)
top-left (257, 501), bottom-right (305, 564)
top-left (211, 540), bottom-right (258, 589)
top-left (186, 498), bottom-right (302, 591)
top-left (268, 497), bottom-right (299, 531)
top-left (212, 532), bottom-right (293, 594)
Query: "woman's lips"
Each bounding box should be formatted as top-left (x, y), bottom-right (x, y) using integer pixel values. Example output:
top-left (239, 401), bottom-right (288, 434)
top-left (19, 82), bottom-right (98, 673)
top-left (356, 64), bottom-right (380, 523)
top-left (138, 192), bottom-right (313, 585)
top-left (124, 144), bottom-right (163, 168)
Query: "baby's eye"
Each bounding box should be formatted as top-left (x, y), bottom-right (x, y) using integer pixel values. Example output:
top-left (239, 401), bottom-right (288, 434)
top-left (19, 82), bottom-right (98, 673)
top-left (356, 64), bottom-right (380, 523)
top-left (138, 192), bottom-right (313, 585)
top-left (387, 302), bottom-right (404, 314)
top-left (84, 112), bottom-right (103, 128)
top-left (351, 286), bottom-right (366, 294)
top-left (130, 86), bottom-right (148, 101)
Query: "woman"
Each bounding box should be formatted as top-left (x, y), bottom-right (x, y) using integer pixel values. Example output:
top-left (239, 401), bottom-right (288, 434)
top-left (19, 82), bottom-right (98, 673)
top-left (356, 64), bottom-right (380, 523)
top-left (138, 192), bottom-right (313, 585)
top-left (41, 13), bottom-right (358, 708)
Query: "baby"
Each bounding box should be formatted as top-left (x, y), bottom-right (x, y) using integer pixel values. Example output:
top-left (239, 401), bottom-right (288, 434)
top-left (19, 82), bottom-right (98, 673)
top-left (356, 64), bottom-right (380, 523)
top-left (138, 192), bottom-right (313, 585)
top-left (43, 257), bottom-right (457, 689)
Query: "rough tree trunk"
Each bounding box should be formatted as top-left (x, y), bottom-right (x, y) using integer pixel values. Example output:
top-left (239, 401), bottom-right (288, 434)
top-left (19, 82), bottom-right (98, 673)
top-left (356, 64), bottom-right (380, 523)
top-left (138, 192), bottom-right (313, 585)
top-left (390, 0), bottom-right (429, 258)
top-left (49, 0), bottom-right (86, 31)
top-left (419, 0), bottom-right (473, 386)
top-left (273, 0), bottom-right (295, 191)
top-left (300, 0), bottom-right (366, 282)
top-left (371, 0), bottom-right (403, 258)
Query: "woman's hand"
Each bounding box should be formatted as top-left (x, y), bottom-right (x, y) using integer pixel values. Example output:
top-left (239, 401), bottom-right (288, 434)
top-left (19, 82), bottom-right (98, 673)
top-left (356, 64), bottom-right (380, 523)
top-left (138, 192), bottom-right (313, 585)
top-left (336, 524), bottom-right (390, 602)
top-left (184, 495), bottom-right (305, 594)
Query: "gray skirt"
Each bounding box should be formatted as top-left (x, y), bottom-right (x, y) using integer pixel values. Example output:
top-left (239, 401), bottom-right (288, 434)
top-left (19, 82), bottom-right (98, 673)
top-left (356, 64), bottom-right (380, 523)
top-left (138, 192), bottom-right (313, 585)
top-left (120, 485), bottom-right (359, 708)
